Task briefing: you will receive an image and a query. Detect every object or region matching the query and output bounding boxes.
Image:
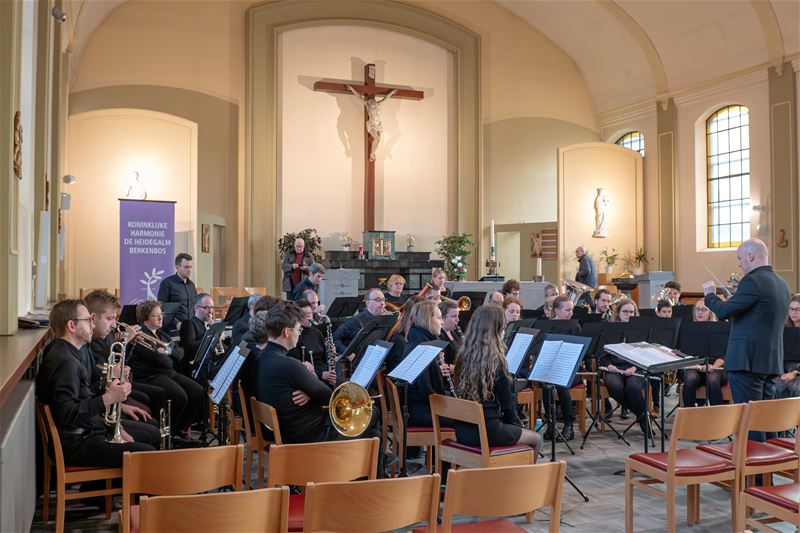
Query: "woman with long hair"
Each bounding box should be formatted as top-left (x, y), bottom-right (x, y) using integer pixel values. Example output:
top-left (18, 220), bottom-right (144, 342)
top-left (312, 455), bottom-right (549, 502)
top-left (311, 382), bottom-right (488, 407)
top-left (681, 300), bottom-right (727, 406)
top-left (454, 305), bottom-right (541, 452)
top-left (775, 294), bottom-right (800, 399)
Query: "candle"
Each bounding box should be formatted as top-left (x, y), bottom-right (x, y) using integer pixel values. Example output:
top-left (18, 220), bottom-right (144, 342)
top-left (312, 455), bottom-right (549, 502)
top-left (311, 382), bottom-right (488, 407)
top-left (536, 257), bottom-right (542, 277)
top-left (490, 219), bottom-right (496, 260)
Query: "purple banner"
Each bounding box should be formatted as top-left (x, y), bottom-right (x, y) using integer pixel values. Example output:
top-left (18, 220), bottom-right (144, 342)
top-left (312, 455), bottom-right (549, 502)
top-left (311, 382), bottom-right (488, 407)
top-left (119, 199), bottom-right (175, 305)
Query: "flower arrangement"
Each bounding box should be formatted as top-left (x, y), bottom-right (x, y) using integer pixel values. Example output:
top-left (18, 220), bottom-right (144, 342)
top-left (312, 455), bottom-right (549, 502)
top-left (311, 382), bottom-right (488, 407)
top-left (434, 232), bottom-right (475, 281)
top-left (277, 228), bottom-right (324, 262)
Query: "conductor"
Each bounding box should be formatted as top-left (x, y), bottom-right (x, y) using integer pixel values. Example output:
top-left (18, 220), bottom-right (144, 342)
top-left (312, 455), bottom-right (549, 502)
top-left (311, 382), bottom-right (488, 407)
top-left (702, 238), bottom-right (790, 418)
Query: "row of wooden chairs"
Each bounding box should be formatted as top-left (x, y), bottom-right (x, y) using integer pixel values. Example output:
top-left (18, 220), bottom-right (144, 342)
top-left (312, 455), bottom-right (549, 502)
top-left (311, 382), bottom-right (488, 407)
top-left (625, 397), bottom-right (800, 532)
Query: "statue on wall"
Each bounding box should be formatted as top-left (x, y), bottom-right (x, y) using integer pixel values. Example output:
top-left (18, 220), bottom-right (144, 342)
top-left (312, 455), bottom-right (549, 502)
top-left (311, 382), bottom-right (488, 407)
top-left (347, 83), bottom-right (397, 161)
top-left (592, 187), bottom-right (609, 238)
top-left (125, 171), bottom-right (148, 200)
top-left (531, 232), bottom-right (543, 257)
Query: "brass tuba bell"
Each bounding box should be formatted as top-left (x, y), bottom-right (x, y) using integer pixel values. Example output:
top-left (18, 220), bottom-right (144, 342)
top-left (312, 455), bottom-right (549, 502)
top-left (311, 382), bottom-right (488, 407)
top-left (328, 381), bottom-right (374, 437)
top-left (442, 295), bottom-right (471, 311)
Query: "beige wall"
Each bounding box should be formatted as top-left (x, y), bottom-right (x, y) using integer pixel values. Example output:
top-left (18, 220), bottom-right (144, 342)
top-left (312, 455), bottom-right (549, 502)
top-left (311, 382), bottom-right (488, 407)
top-left (279, 25), bottom-right (453, 253)
top-left (557, 143), bottom-right (644, 281)
top-left (65, 109), bottom-right (197, 297)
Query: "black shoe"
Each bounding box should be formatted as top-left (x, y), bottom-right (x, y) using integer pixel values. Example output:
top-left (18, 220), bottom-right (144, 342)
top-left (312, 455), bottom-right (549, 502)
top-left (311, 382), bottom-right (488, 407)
top-left (543, 425), bottom-right (555, 441)
top-left (171, 435), bottom-right (205, 449)
top-left (620, 407), bottom-right (630, 419)
top-left (559, 424), bottom-right (575, 442)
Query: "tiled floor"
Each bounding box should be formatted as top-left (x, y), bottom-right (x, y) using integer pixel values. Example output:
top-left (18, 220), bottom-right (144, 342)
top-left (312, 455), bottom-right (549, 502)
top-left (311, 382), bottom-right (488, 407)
top-left (32, 394), bottom-right (798, 532)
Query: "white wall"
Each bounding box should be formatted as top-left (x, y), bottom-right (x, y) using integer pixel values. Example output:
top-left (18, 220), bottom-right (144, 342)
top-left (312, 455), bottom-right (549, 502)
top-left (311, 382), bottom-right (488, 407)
top-left (674, 71), bottom-right (770, 291)
top-left (279, 25), bottom-right (453, 253)
top-left (65, 109), bottom-right (197, 297)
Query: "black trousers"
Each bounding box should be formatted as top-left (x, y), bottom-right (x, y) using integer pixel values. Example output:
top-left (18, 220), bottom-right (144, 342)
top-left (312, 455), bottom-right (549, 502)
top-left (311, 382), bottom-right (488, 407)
top-left (542, 383), bottom-right (577, 424)
top-left (728, 371), bottom-right (777, 441)
top-left (62, 432), bottom-right (155, 468)
top-left (139, 373), bottom-right (205, 433)
top-left (682, 369), bottom-right (728, 407)
top-left (604, 373), bottom-right (646, 420)
top-left (131, 381), bottom-right (167, 414)
top-left (121, 419), bottom-right (161, 448)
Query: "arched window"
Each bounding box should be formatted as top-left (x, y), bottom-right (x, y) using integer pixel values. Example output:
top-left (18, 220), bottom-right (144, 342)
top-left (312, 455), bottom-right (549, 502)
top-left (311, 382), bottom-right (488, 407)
top-left (615, 131), bottom-right (645, 157)
top-left (707, 105), bottom-right (750, 248)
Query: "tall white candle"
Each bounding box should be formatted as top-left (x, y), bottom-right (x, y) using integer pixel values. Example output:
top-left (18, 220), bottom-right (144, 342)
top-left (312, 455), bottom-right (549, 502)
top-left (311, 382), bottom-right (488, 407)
top-left (490, 219), bottom-right (496, 260)
top-left (536, 257), bottom-right (542, 277)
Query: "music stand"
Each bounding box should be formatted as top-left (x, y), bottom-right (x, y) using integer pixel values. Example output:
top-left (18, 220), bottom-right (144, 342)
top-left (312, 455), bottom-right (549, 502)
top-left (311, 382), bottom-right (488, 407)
top-left (118, 305), bottom-right (137, 326)
top-left (785, 328), bottom-right (800, 362)
top-left (191, 321), bottom-right (227, 382)
top-left (504, 319), bottom-right (536, 346)
top-left (223, 296), bottom-right (249, 324)
top-left (387, 340), bottom-right (449, 477)
top-left (327, 297), bottom-right (364, 318)
top-left (207, 342), bottom-right (250, 445)
top-left (338, 315), bottom-right (397, 381)
top-left (528, 333), bottom-right (590, 502)
top-left (349, 340), bottom-right (392, 389)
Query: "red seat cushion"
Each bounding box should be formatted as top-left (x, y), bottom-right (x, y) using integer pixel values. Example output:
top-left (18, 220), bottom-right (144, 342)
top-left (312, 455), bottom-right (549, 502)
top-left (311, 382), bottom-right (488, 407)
top-left (697, 441), bottom-right (798, 466)
top-left (129, 505), bottom-right (140, 533)
top-left (441, 438), bottom-right (532, 457)
top-left (412, 519), bottom-right (524, 533)
top-left (629, 449), bottom-right (735, 476)
top-left (407, 426), bottom-right (453, 433)
top-left (767, 437), bottom-right (796, 451)
top-left (288, 493), bottom-right (304, 532)
top-left (745, 483), bottom-right (800, 513)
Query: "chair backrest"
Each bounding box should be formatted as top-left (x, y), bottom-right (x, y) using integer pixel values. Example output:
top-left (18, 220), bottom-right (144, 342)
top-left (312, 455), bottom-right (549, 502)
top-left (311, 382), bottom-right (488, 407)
top-left (734, 398), bottom-right (800, 466)
top-left (441, 462), bottom-right (566, 532)
top-left (37, 403), bottom-right (63, 473)
top-left (237, 384), bottom-right (255, 443)
top-left (267, 437), bottom-right (379, 488)
top-left (250, 396), bottom-right (283, 447)
top-left (139, 486), bottom-right (290, 533)
top-left (430, 394), bottom-right (490, 458)
top-left (244, 287), bottom-right (267, 295)
top-left (303, 474), bottom-right (440, 532)
top-left (669, 404), bottom-right (745, 471)
top-left (121, 445), bottom-right (244, 533)
top-left (384, 376), bottom-right (404, 435)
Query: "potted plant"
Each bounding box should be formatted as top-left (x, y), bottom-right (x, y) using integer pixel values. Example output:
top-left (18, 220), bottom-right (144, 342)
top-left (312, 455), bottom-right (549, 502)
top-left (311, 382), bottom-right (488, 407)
top-left (434, 232), bottom-right (475, 281)
top-left (599, 247), bottom-right (619, 275)
top-left (632, 247), bottom-right (648, 275)
top-left (277, 228), bottom-right (324, 262)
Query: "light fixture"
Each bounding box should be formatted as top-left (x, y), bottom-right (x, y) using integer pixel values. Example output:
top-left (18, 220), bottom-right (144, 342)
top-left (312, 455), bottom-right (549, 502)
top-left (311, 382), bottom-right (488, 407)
top-left (51, 7), bottom-right (66, 23)
top-left (62, 174), bottom-right (76, 184)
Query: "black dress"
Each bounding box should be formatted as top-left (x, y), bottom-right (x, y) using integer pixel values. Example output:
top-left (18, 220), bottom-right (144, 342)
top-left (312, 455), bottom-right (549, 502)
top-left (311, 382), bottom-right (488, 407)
top-left (454, 371), bottom-right (523, 447)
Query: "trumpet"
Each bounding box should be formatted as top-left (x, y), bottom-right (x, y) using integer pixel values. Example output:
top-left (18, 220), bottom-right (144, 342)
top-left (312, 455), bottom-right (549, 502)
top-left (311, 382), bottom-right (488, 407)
top-left (159, 399), bottom-right (172, 450)
top-left (104, 341), bottom-right (127, 444)
top-left (117, 323), bottom-right (174, 355)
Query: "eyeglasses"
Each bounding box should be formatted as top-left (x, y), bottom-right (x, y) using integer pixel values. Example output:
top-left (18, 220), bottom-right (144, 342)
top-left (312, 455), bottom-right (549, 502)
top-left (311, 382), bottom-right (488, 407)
top-left (368, 298), bottom-right (385, 302)
top-left (71, 316), bottom-right (94, 323)
top-left (196, 305), bottom-right (214, 310)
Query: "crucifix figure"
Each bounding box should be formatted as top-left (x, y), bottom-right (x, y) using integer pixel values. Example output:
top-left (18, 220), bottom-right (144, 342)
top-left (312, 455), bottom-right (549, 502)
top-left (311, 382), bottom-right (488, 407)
top-left (314, 64), bottom-right (424, 231)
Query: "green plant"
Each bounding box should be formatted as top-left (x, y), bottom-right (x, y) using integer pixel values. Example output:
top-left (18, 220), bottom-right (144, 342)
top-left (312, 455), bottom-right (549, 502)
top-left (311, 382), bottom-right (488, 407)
top-left (278, 228), bottom-right (324, 262)
top-left (434, 232), bottom-right (475, 280)
top-left (599, 247), bottom-right (619, 268)
top-left (633, 247), bottom-right (648, 267)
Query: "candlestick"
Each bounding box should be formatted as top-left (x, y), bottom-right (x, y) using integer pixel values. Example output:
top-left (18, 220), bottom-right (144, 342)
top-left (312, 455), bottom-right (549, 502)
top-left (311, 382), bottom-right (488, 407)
top-left (490, 219), bottom-right (496, 260)
top-left (536, 257), bottom-right (542, 277)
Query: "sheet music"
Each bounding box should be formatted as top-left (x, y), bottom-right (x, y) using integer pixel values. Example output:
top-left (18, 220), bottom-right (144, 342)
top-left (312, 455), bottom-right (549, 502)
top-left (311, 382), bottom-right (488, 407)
top-left (529, 340), bottom-right (584, 387)
top-left (350, 342), bottom-right (391, 388)
top-left (506, 332), bottom-right (534, 374)
top-left (605, 342), bottom-right (679, 367)
top-left (209, 345), bottom-right (247, 405)
top-left (387, 342), bottom-right (446, 383)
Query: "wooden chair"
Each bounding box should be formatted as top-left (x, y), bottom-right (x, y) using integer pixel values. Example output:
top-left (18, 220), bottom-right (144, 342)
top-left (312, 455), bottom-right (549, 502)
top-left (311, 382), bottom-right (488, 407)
top-left (531, 382), bottom-right (588, 435)
top-left (250, 396), bottom-right (284, 488)
top-left (36, 403), bottom-right (122, 533)
top-left (767, 435), bottom-right (797, 451)
top-left (738, 482), bottom-right (799, 533)
top-left (267, 438), bottom-right (380, 532)
top-left (303, 474), bottom-right (440, 532)
top-left (235, 384), bottom-right (259, 489)
top-left (384, 377), bottom-right (454, 474)
top-left (244, 286), bottom-right (267, 295)
top-left (439, 462), bottom-right (566, 532)
top-left (516, 387), bottom-right (536, 429)
top-left (677, 382), bottom-right (733, 406)
top-left (139, 486), bottom-right (290, 533)
top-left (121, 445), bottom-right (244, 533)
top-left (430, 394), bottom-right (535, 473)
top-left (625, 403), bottom-right (745, 533)
top-left (375, 372), bottom-right (392, 460)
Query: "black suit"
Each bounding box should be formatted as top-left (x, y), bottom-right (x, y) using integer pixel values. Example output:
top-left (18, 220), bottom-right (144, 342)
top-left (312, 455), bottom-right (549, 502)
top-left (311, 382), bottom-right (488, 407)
top-left (156, 274), bottom-right (197, 330)
top-left (705, 265), bottom-right (790, 439)
top-left (179, 316), bottom-right (208, 373)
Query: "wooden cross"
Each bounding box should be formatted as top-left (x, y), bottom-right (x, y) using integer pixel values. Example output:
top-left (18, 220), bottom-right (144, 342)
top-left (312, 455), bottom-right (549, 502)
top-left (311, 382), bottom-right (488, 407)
top-left (314, 64), bottom-right (424, 231)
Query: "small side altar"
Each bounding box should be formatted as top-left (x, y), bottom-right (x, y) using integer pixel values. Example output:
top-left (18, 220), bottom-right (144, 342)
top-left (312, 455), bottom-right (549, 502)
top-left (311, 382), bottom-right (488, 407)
top-left (325, 250), bottom-right (443, 294)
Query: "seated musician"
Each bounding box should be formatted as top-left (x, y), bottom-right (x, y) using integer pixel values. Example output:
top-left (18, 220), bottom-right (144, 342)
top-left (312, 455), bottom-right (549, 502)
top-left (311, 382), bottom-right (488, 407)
top-left (287, 299), bottom-right (336, 387)
top-left (664, 280), bottom-right (682, 305)
top-left (178, 293), bottom-right (215, 375)
top-left (601, 298), bottom-right (649, 434)
top-left (655, 299), bottom-right (673, 318)
top-left (252, 302), bottom-right (335, 443)
top-left (332, 288), bottom-right (386, 355)
top-left (129, 301), bottom-right (205, 441)
top-left (541, 295), bottom-right (556, 318)
top-left (593, 288), bottom-right (613, 320)
top-left (231, 293), bottom-right (262, 348)
top-left (501, 279), bottom-right (521, 298)
top-left (542, 296), bottom-right (582, 441)
top-left (775, 294), bottom-right (800, 399)
top-left (681, 300), bottom-right (727, 406)
top-left (385, 295), bottom-right (424, 371)
top-left (290, 262), bottom-right (325, 301)
top-left (453, 305), bottom-right (541, 454)
top-left (429, 267), bottom-right (451, 298)
top-left (503, 296), bottom-right (522, 323)
top-left (36, 300), bottom-right (156, 471)
top-left (84, 290), bottom-right (166, 418)
top-left (301, 289), bottom-right (325, 322)
top-left (438, 299), bottom-right (462, 370)
top-left (425, 288), bottom-right (442, 305)
top-left (385, 274), bottom-right (407, 307)
top-left (486, 291), bottom-right (505, 306)
top-left (404, 301), bottom-right (452, 427)
top-left (535, 284), bottom-right (558, 312)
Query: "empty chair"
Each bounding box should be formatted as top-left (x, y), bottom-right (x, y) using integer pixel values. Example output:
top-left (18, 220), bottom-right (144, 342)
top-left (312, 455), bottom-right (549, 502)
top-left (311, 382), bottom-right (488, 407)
top-left (249, 395), bottom-right (284, 488)
top-left (139, 486), bottom-right (290, 533)
top-left (738, 482), bottom-right (799, 533)
top-left (303, 474), bottom-right (440, 532)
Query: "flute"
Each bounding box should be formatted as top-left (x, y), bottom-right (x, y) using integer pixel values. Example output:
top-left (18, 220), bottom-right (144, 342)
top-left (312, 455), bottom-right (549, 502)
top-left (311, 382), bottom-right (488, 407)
top-left (599, 366), bottom-right (651, 380)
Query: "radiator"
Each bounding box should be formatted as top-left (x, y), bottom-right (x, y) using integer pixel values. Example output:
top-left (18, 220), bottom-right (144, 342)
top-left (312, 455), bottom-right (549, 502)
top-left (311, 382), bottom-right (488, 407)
top-left (0, 380), bottom-right (36, 533)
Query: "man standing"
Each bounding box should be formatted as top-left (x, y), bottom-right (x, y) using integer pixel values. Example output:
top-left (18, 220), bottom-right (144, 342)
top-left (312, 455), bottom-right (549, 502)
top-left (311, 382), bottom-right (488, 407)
top-left (702, 239), bottom-right (790, 423)
top-left (157, 253), bottom-right (197, 331)
top-left (179, 293), bottom-right (215, 374)
top-left (575, 246), bottom-right (597, 288)
top-left (281, 238), bottom-right (313, 297)
top-left (290, 263), bottom-right (325, 301)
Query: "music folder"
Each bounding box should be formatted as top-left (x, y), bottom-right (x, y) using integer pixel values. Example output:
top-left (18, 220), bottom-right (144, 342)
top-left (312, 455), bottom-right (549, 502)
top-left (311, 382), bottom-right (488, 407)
top-left (529, 334), bottom-right (590, 388)
top-left (191, 321), bottom-right (227, 381)
top-left (349, 340), bottom-right (393, 388)
top-left (209, 342), bottom-right (250, 405)
top-left (388, 340), bottom-right (449, 384)
top-left (505, 327), bottom-right (539, 375)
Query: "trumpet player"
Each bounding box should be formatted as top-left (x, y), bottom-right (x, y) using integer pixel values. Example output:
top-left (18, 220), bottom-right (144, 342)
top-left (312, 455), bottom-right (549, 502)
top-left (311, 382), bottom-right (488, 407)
top-left (179, 292), bottom-right (215, 375)
top-left (36, 300), bottom-right (156, 472)
top-left (129, 301), bottom-right (205, 442)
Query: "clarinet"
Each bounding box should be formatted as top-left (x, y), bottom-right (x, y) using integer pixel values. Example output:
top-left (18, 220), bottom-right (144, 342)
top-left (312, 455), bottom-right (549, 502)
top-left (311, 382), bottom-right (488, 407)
top-left (440, 351), bottom-right (458, 398)
top-left (317, 315), bottom-right (339, 377)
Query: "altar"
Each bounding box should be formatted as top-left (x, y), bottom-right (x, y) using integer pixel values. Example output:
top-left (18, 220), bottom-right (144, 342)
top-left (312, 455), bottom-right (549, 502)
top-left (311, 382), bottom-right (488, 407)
top-left (444, 280), bottom-right (553, 309)
top-left (324, 250), bottom-right (443, 295)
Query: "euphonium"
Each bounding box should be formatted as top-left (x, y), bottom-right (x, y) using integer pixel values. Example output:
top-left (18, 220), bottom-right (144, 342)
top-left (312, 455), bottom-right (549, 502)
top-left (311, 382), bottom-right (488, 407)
top-left (104, 341), bottom-right (127, 444)
top-left (442, 295), bottom-right (471, 311)
top-left (328, 381), bottom-right (373, 437)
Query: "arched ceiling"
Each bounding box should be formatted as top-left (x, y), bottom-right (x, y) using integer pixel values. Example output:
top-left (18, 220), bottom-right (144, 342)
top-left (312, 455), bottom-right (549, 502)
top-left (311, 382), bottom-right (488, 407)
top-left (66, 0), bottom-right (800, 117)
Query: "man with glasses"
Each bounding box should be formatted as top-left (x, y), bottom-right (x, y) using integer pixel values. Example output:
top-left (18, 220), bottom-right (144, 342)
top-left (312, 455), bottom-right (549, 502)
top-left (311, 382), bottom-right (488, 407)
top-left (179, 292), bottom-right (215, 375)
top-left (157, 252), bottom-right (197, 331)
top-left (36, 300), bottom-right (156, 470)
top-left (333, 288), bottom-right (386, 355)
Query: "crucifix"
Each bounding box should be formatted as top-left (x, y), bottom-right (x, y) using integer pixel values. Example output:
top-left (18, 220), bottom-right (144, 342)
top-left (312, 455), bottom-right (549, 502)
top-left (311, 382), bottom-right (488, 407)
top-left (314, 64), bottom-right (424, 231)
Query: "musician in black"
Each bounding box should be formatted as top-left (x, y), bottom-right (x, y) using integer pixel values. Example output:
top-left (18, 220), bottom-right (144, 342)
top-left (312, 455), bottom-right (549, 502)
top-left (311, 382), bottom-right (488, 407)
top-left (385, 274), bottom-right (407, 307)
top-left (681, 300), bottom-right (727, 406)
top-left (438, 299), bottom-right (462, 368)
top-left (664, 280), bottom-right (682, 305)
top-left (179, 293), bottom-right (215, 374)
top-left (231, 293), bottom-right (261, 348)
top-left (655, 300), bottom-right (673, 318)
top-left (36, 300), bottom-right (156, 470)
top-left (289, 262), bottom-right (325, 301)
top-left (129, 301), bottom-right (205, 439)
top-left (333, 288), bottom-right (386, 354)
top-left (501, 279), bottom-right (521, 298)
top-left (156, 252), bottom-right (197, 331)
top-left (287, 299), bottom-right (336, 387)
top-left (601, 298), bottom-right (649, 434)
top-left (593, 288), bottom-right (613, 320)
top-left (453, 305), bottom-right (541, 453)
top-left (385, 295), bottom-right (424, 372)
top-left (429, 268), bottom-right (451, 299)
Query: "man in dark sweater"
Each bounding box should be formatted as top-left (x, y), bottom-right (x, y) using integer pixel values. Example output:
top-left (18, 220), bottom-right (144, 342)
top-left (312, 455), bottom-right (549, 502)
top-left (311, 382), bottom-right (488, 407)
top-left (157, 252), bottom-right (198, 330)
top-left (290, 263), bottom-right (325, 301)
